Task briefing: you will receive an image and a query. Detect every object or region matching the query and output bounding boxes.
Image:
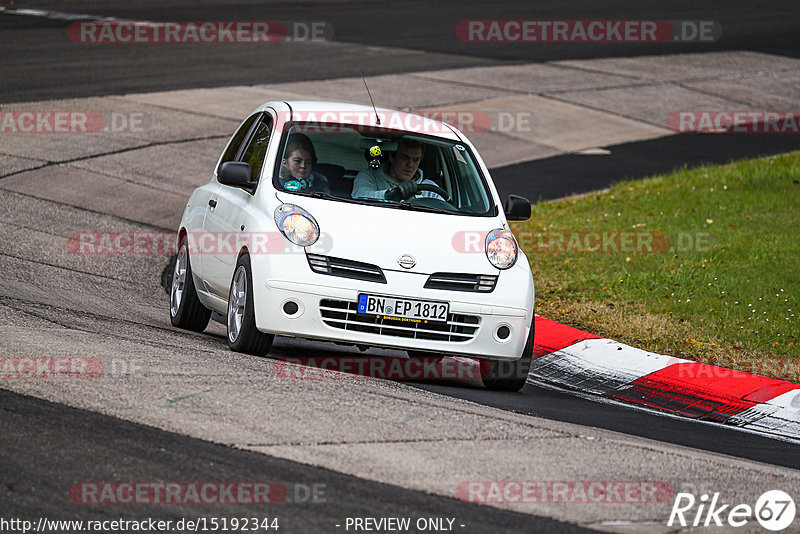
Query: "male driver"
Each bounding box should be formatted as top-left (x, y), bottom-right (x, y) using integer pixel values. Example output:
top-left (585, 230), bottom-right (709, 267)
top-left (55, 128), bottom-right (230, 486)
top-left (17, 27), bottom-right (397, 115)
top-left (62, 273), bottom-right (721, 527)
top-left (351, 138), bottom-right (444, 201)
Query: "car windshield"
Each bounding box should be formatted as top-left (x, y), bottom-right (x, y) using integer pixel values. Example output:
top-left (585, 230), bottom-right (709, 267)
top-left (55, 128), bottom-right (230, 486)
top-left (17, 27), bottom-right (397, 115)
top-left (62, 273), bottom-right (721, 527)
top-left (272, 121), bottom-right (496, 216)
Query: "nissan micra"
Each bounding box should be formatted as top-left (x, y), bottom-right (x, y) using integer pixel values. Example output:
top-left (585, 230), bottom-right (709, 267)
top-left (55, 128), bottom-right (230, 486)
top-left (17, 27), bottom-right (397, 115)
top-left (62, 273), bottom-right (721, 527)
top-left (170, 101), bottom-right (535, 391)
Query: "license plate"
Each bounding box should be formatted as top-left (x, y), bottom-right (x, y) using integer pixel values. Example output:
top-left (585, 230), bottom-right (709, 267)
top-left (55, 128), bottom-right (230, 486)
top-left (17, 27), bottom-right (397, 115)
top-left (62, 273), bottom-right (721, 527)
top-left (357, 294), bottom-right (449, 323)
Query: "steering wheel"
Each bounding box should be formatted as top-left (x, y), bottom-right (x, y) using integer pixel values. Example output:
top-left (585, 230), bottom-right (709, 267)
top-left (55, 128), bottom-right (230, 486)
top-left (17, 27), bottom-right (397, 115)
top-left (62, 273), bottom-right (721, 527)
top-left (415, 183), bottom-right (451, 202)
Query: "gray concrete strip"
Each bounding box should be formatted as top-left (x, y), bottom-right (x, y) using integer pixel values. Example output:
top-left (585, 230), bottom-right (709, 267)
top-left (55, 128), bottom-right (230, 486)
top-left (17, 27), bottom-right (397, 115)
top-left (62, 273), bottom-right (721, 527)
top-left (684, 69), bottom-right (800, 109)
top-left (0, 153), bottom-right (48, 176)
top-left (463, 132), bottom-right (561, 169)
top-left (117, 74), bottom-right (510, 119)
top-left (118, 86), bottom-right (317, 121)
top-left (0, 255), bottom-right (166, 328)
top-left (0, 186), bottom-right (168, 245)
top-left (548, 84), bottom-right (756, 129)
top-left (417, 95), bottom-right (670, 163)
top-left (410, 63), bottom-right (640, 94)
top-left (267, 73), bottom-right (511, 109)
top-left (107, 50), bottom-right (800, 170)
top-left (110, 73), bottom-right (666, 172)
top-left (539, 51), bottom-right (800, 129)
top-left (552, 51), bottom-right (800, 83)
top-left (67, 138), bottom-right (225, 197)
top-left (1, 317), bottom-right (572, 450)
top-left (0, 165), bottom-right (186, 229)
top-left (0, 221), bottom-right (162, 293)
top-left (0, 96), bottom-right (237, 165)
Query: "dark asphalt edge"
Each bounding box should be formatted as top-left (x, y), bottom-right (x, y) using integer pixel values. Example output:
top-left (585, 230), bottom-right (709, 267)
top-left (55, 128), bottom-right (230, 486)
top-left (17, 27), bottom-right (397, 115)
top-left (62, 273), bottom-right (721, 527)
top-left (0, 388), bottom-right (600, 533)
top-left (491, 132), bottom-right (800, 201)
top-left (414, 381), bottom-right (800, 471)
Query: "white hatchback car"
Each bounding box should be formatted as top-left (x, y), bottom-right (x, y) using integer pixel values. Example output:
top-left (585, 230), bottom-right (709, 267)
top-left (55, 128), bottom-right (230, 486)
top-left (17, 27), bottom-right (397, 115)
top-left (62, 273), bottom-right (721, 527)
top-left (170, 101), bottom-right (535, 391)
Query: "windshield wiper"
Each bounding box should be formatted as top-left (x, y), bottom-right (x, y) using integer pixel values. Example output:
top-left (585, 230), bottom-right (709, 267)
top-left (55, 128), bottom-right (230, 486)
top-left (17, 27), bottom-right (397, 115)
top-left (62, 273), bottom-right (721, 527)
top-left (396, 201), bottom-right (454, 214)
top-left (308, 191), bottom-right (337, 200)
top-left (351, 197), bottom-right (458, 214)
top-left (353, 196), bottom-right (393, 205)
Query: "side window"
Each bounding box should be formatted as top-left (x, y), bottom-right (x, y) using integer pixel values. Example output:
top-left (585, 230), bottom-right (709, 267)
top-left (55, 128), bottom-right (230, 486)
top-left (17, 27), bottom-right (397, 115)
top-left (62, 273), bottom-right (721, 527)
top-left (219, 113), bottom-right (260, 170)
top-left (240, 115), bottom-right (273, 181)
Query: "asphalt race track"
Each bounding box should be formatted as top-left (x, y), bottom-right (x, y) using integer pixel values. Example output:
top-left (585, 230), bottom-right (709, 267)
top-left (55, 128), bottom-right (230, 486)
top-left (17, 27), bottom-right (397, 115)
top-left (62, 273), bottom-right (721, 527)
top-left (2, 0), bottom-right (800, 102)
top-left (2, 1), bottom-right (800, 533)
top-left (1, 389), bottom-right (589, 533)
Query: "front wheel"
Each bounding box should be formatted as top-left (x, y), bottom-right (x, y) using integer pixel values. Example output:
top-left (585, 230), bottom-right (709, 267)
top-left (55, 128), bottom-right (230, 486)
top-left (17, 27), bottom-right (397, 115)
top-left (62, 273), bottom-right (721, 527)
top-left (480, 321), bottom-right (534, 392)
top-left (227, 254), bottom-right (274, 356)
top-left (170, 240), bottom-right (211, 332)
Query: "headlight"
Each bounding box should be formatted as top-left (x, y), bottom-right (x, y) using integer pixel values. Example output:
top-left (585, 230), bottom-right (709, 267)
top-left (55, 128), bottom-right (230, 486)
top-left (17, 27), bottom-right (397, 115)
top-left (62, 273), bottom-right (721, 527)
top-left (274, 204), bottom-right (319, 247)
top-left (485, 229), bottom-right (518, 269)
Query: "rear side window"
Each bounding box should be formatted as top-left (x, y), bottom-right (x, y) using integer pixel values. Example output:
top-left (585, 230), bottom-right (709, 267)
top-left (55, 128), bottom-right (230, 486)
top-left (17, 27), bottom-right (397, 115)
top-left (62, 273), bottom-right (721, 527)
top-left (218, 113), bottom-right (260, 169)
top-left (240, 117), bottom-right (273, 181)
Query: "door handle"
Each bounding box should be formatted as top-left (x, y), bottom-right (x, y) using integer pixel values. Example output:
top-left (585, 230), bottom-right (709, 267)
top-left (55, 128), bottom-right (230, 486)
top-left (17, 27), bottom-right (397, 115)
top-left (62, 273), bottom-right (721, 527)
top-left (208, 199), bottom-right (217, 208)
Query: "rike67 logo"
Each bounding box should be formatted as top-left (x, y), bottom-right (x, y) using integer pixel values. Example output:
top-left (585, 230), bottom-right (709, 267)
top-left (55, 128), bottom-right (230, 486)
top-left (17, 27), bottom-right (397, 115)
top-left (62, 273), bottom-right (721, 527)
top-left (668, 490), bottom-right (796, 531)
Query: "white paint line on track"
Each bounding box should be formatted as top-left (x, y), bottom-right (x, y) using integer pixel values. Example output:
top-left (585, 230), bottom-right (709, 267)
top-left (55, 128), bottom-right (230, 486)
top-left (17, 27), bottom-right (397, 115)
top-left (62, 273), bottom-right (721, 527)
top-left (0, 7), bottom-right (186, 31)
top-left (1, 7), bottom-right (123, 22)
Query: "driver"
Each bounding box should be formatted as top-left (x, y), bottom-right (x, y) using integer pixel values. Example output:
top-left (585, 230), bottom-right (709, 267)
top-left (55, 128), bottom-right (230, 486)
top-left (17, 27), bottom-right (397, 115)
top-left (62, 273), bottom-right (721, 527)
top-left (278, 133), bottom-right (330, 194)
top-left (351, 138), bottom-right (445, 201)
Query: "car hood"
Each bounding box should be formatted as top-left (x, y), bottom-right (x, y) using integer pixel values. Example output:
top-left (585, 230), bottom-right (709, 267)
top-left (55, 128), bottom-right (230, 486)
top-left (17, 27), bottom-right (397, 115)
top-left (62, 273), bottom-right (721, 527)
top-left (276, 194), bottom-right (504, 275)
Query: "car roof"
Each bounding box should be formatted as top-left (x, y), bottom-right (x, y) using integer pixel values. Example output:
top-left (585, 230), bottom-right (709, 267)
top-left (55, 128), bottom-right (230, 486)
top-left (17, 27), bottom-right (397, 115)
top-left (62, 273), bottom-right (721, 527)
top-left (256, 100), bottom-right (463, 141)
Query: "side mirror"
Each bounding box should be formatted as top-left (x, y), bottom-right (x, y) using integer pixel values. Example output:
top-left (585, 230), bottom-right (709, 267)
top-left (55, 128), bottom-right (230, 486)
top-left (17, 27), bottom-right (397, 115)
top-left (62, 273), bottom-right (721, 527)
top-left (504, 194), bottom-right (531, 221)
top-left (218, 161), bottom-right (255, 189)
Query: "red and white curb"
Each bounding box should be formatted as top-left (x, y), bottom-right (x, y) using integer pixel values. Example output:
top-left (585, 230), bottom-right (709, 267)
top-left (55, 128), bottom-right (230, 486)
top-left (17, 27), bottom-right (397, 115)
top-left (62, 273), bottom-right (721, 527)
top-left (528, 316), bottom-right (800, 440)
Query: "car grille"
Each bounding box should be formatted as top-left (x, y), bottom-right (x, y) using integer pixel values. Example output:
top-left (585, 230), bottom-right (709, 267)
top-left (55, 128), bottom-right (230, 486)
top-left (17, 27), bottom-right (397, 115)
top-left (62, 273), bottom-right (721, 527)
top-left (319, 299), bottom-right (480, 342)
top-left (424, 272), bottom-right (498, 293)
top-left (307, 254), bottom-right (386, 283)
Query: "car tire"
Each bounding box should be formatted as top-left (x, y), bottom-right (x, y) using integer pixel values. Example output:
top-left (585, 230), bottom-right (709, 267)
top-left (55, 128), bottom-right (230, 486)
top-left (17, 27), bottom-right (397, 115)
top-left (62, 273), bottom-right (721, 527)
top-left (480, 320), bottom-right (534, 392)
top-left (227, 253), bottom-right (274, 356)
top-left (170, 239), bottom-right (211, 332)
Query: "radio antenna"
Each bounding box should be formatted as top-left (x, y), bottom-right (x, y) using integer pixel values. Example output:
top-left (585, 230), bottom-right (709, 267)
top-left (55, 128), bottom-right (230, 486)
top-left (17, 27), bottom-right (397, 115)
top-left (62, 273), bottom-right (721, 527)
top-left (358, 66), bottom-right (381, 126)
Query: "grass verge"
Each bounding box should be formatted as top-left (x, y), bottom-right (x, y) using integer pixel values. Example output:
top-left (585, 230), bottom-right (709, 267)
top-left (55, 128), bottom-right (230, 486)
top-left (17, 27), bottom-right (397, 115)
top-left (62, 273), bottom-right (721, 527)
top-left (512, 152), bottom-right (800, 382)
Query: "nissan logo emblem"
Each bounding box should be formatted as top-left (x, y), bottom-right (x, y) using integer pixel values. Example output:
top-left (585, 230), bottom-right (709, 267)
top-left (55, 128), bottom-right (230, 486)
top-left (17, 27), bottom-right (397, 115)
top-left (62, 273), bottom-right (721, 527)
top-left (398, 254), bottom-right (416, 269)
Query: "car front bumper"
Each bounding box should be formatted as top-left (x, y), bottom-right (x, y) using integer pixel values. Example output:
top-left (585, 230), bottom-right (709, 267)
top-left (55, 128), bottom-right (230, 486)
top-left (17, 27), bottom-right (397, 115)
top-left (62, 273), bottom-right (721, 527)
top-left (251, 260), bottom-right (534, 361)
